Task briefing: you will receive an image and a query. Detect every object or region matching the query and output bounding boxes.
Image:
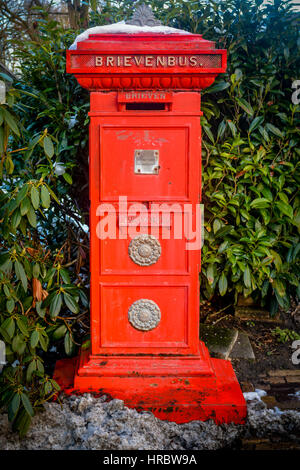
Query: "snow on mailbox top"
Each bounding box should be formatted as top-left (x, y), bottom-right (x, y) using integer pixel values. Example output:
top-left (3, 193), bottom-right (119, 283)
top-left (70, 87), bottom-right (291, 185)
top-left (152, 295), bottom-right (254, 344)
top-left (69, 22), bottom-right (191, 50)
top-left (67, 5), bottom-right (226, 91)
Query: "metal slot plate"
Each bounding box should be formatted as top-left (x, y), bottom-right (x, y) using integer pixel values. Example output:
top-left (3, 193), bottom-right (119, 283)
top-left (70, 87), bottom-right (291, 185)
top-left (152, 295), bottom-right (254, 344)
top-left (134, 149), bottom-right (159, 175)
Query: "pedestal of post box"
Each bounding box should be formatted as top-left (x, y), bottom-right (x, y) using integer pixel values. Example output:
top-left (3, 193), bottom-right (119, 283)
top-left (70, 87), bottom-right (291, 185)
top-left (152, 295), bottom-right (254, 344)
top-left (54, 8), bottom-right (246, 425)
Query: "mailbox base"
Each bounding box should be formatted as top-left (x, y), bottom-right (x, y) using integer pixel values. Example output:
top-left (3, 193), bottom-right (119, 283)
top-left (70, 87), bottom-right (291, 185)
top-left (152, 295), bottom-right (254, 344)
top-left (54, 342), bottom-right (247, 425)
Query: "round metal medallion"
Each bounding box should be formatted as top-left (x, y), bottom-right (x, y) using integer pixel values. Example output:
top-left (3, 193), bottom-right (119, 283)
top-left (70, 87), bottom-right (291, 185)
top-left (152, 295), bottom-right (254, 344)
top-left (128, 234), bottom-right (161, 266)
top-left (128, 299), bottom-right (161, 331)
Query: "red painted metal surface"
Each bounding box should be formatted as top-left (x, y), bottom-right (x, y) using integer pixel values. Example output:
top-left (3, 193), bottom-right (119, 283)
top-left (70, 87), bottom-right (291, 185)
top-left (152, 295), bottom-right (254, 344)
top-left (55, 29), bottom-right (247, 425)
top-left (89, 92), bottom-right (201, 357)
top-left (66, 33), bottom-right (227, 90)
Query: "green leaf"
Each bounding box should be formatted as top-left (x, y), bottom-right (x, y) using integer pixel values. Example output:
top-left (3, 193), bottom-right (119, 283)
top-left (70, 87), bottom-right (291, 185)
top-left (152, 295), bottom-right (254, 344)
top-left (227, 120), bottom-right (237, 137)
top-left (278, 192), bottom-right (288, 204)
top-left (21, 393), bottom-right (34, 417)
top-left (206, 264), bottom-right (215, 285)
top-left (36, 359), bottom-right (44, 374)
top-left (90, 0), bottom-right (97, 12)
top-left (49, 293), bottom-right (62, 318)
top-left (203, 124), bottom-right (215, 143)
top-left (26, 361), bottom-right (37, 382)
top-left (64, 331), bottom-right (75, 356)
top-left (60, 268), bottom-right (70, 284)
top-left (38, 332), bottom-right (48, 352)
top-left (275, 201), bottom-right (293, 219)
top-left (258, 125), bottom-right (269, 141)
top-left (243, 265), bottom-right (251, 289)
top-left (262, 187), bottom-right (273, 202)
top-left (1, 317), bottom-right (15, 338)
top-left (44, 267), bottom-right (56, 283)
top-left (64, 292), bottom-right (79, 314)
top-left (30, 330), bottom-right (39, 348)
top-left (250, 198), bottom-right (271, 209)
top-left (270, 250), bottom-right (282, 271)
top-left (53, 324), bottom-right (67, 340)
top-left (213, 219), bottom-right (222, 234)
top-left (40, 185), bottom-right (50, 209)
top-left (218, 272), bottom-right (228, 296)
top-left (27, 204), bottom-right (37, 228)
top-left (33, 263), bottom-right (40, 278)
top-left (15, 260), bottom-right (28, 292)
top-left (43, 136), bottom-right (54, 158)
top-left (20, 197), bottom-right (31, 216)
top-left (17, 317), bottom-right (29, 337)
top-left (79, 290), bottom-right (89, 308)
top-left (45, 184), bottom-right (60, 204)
top-left (51, 379), bottom-right (61, 392)
top-left (266, 123), bottom-right (284, 139)
top-left (13, 409), bottom-right (32, 438)
top-left (249, 116), bottom-right (264, 133)
top-left (81, 339), bottom-right (91, 351)
top-left (6, 298), bottom-right (15, 313)
top-left (36, 301), bottom-right (46, 318)
top-left (8, 394), bottom-right (20, 422)
top-left (44, 381), bottom-right (52, 395)
top-left (206, 81), bottom-right (230, 94)
top-left (215, 226), bottom-right (234, 238)
top-left (0, 71), bottom-right (13, 83)
top-left (5, 155), bottom-right (14, 174)
top-left (0, 254), bottom-right (11, 272)
top-left (11, 209), bottom-right (21, 229)
top-left (0, 255), bottom-right (13, 275)
top-left (63, 173), bottom-right (72, 184)
top-left (273, 279), bottom-right (286, 298)
top-left (12, 335), bottom-right (26, 355)
top-left (3, 284), bottom-right (10, 297)
top-left (217, 120), bottom-right (226, 140)
top-left (236, 97), bottom-right (254, 116)
top-left (30, 186), bottom-right (40, 210)
top-left (15, 185), bottom-right (28, 205)
top-left (3, 108), bottom-right (20, 136)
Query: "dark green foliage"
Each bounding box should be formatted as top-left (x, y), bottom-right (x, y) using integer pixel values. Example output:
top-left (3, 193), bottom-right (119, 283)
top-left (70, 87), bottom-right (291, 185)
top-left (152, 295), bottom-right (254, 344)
top-left (196, 0), bottom-right (300, 312)
top-left (0, 26), bottom-right (89, 435)
top-left (0, 0), bottom-right (299, 436)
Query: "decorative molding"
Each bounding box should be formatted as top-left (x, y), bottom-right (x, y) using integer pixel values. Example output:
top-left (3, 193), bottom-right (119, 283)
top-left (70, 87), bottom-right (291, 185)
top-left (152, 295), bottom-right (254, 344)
top-left (128, 234), bottom-right (161, 266)
top-left (126, 4), bottom-right (161, 27)
top-left (128, 299), bottom-right (161, 331)
top-left (76, 75), bottom-right (216, 91)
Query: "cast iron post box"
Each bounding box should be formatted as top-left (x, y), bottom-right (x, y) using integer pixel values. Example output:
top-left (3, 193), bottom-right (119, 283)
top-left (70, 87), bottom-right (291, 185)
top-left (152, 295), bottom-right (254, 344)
top-left (60, 6), bottom-right (246, 424)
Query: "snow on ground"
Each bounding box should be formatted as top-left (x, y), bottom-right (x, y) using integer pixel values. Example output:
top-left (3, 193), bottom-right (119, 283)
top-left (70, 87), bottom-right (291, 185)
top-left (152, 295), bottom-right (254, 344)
top-left (289, 390), bottom-right (300, 400)
top-left (243, 389), bottom-right (267, 402)
top-left (0, 392), bottom-right (299, 450)
top-left (70, 21), bottom-right (191, 50)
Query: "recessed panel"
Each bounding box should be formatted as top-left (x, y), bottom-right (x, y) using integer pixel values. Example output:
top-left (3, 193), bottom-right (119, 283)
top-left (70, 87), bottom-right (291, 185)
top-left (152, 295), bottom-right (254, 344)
top-left (100, 285), bottom-right (188, 350)
top-left (100, 215), bottom-right (189, 275)
top-left (100, 126), bottom-right (189, 201)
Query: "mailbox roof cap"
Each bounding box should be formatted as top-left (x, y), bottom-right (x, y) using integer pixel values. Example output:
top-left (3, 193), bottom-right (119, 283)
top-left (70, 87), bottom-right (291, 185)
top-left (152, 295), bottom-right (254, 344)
top-left (66, 19), bottom-right (226, 91)
top-left (74, 33), bottom-right (215, 53)
top-left (70, 21), bottom-right (194, 50)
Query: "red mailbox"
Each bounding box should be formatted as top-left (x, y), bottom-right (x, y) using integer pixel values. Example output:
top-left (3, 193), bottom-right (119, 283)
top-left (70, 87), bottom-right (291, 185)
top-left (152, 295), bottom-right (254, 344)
top-left (57, 7), bottom-right (246, 424)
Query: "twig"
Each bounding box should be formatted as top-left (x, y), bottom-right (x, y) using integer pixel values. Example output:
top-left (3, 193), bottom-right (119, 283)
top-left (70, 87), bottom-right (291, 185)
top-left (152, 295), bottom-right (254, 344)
top-left (212, 314), bottom-right (231, 325)
top-left (207, 303), bottom-right (233, 319)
